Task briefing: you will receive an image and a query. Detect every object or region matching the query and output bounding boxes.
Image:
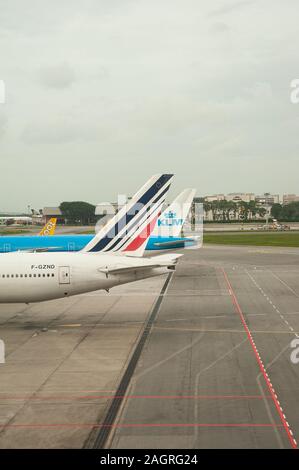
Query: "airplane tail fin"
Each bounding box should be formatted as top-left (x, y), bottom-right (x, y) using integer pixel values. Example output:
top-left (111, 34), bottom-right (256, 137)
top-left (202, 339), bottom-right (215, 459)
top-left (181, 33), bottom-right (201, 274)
top-left (39, 218), bottom-right (57, 236)
top-left (82, 174), bottom-right (174, 257)
top-left (152, 188), bottom-right (196, 237)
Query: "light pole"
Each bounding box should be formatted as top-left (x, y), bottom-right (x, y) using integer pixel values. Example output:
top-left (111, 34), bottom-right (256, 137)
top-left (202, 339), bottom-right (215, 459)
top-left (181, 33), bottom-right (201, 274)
top-left (27, 205), bottom-right (31, 226)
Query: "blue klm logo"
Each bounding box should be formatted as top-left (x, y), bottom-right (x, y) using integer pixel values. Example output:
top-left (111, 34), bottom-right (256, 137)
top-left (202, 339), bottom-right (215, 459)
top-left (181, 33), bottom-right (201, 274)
top-left (158, 211), bottom-right (183, 226)
top-left (165, 211), bottom-right (176, 219)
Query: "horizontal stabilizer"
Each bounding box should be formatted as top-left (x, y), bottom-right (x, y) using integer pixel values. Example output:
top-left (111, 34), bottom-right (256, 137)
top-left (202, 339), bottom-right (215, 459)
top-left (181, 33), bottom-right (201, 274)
top-left (183, 235), bottom-right (202, 250)
top-left (98, 264), bottom-right (162, 275)
top-left (153, 238), bottom-right (196, 248)
top-left (98, 253), bottom-right (182, 276)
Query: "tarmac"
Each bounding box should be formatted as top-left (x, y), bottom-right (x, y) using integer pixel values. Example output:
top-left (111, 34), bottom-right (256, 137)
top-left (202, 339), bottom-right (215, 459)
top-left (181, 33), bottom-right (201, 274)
top-left (1, 244), bottom-right (299, 448)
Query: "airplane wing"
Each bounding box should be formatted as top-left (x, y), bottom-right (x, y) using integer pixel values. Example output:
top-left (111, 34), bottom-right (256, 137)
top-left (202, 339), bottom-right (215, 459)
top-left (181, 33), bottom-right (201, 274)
top-left (17, 246), bottom-right (64, 253)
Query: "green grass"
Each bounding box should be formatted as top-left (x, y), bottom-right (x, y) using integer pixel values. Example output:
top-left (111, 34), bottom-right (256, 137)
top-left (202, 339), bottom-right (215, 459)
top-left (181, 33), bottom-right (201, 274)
top-left (204, 232), bottom-right (299, 247)
top-left (2, 228), bottom-right (297, 247)
top-left (0, 229), bottom-right (31, 235)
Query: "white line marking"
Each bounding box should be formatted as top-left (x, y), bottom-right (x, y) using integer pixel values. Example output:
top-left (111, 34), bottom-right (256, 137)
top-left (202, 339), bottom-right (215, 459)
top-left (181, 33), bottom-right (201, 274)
top-left (246, 270), bottom-right (297, 339)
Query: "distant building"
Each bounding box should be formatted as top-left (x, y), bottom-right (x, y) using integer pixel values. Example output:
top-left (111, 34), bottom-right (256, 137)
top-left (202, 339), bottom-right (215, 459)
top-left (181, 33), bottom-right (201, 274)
top-left (255, 193), bottom-right (280, 206)
top-left (43, 207), bottom-right (65, 224)
top-left (95, 202), bottom-right (118, 217)
top-left (283, 194), bottom-right (299, 205)
top-left (204, 194), bottom-right (225, 203)
top-left (226, 193), bottom-right (255, 203)
top-left (204, 193), bottom-right (255, 204)
top-left (95, 196), bottom-right (133, 217)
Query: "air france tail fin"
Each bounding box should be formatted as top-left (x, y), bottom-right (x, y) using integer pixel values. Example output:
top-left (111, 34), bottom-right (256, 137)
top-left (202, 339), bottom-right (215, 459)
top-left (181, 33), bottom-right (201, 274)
top-left (39, 218), bottom-right (57, 236)
top-left (152, 188), bottom-right (196, 237)
top-left (82, 174), bottom-right (174, 257)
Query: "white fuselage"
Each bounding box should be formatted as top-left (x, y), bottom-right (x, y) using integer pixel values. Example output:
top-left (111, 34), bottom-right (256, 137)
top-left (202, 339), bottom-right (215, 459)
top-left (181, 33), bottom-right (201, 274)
top-left (0, 252), bottom-right (169, 303)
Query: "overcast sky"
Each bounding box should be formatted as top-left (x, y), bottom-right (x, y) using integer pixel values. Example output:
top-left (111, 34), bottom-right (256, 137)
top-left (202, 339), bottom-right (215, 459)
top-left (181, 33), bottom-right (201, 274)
top-left (0, 0), bottom-right (298, 212)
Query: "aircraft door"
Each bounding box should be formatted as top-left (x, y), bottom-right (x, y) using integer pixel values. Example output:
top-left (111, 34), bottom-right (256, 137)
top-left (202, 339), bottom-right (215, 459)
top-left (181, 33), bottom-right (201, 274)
top-left (59, 266), bottom-right (70, 284)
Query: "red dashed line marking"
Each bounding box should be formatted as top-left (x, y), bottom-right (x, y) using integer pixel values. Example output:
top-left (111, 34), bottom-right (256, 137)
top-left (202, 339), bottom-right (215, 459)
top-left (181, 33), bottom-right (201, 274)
top-left (221, 267), bottom-right (297, 449)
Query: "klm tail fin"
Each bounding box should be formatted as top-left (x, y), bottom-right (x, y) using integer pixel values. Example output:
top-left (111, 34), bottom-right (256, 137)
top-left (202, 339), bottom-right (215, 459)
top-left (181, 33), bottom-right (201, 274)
top-left (152, 188), bottom-right (196, 237)
top-left (82, 174), bottom-right (174, 257)
top-left (39, 218), bottom-right (57, 236)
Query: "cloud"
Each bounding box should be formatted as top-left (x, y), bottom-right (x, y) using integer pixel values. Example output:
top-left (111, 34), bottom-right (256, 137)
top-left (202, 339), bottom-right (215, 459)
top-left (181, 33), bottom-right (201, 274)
top-left (0, 112), bottom-right (7, 138)
top-left (0, 0), bottom-right (299, 210)
top-left (209, 0), bottom-right (255, 17)
top-left (21, 117), bottom-right (104, 144)
top-left (209, 22), bottom-right (230, 34)
top-left (39, 62), bottom-right (75, 89)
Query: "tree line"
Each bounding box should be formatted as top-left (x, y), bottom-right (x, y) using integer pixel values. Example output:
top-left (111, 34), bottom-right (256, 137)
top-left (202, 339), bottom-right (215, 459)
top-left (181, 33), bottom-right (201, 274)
top-left (59, 201), bottom-right (97, 225)
top-left (58, 199), bottom-right (299, 225)
top-left (202, 200), bottom-right (267, 222)
top-left (271, 201), bottom-right (299, 221)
